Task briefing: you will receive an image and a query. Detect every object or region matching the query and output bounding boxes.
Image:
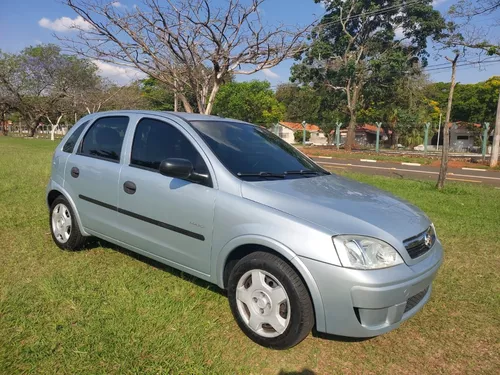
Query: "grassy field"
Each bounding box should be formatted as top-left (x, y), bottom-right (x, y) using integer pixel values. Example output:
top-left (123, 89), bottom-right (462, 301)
top-left (0, 137), bottom-right (499, 374)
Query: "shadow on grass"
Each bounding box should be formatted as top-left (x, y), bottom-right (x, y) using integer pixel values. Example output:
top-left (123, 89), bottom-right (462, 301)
top-left (83, 237), bottom-right (226, 297)
top-left (278, 370), bottom-right (316, 375)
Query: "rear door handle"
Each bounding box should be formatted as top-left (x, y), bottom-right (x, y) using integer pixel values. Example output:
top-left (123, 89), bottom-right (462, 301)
top-left (71, 167), bottom-right (80, 178)
top-left (123, 181), bottom-right (137, 195)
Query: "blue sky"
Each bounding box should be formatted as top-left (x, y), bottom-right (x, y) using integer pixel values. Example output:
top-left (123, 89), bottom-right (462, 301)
top-left (1, 0), bottom-right (498, 86)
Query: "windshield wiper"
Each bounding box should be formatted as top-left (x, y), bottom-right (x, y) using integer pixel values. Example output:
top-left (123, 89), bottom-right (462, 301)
top-left (237, 172), bottom-right (285, 179)
top-left (284, 169), bottom-right (329, 175)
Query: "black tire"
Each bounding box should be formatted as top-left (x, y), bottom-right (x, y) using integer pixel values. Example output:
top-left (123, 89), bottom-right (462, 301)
top-left (49, 195), bottom-right (86, 251)
top-left (227, 251), bottom-right (314, 349)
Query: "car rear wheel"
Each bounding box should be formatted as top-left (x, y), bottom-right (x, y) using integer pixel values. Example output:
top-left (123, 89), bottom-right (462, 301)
top-left (227, 251), bottom-right (314, 349)
top-left (49, 196), bottom-right (86, 250)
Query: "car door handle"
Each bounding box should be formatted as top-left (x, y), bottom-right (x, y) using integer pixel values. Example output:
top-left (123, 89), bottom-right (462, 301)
top-left (70, 167), bottom-right (80, 178)
top-left (123, 181), bottom-right (137, 195)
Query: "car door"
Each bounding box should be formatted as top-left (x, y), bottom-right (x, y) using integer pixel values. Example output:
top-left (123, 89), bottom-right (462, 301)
top-left (116, 117), bottom-right (216, 275)
top-left (64, 115), bottom-right (130, 239)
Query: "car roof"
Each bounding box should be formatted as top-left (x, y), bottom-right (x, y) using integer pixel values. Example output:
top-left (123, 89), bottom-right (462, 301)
top-left (84, 110), bottom-right (251, 124)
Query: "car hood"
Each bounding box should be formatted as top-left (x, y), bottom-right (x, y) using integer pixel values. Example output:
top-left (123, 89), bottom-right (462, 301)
top-left (241, 174), bottom-right (430, 244)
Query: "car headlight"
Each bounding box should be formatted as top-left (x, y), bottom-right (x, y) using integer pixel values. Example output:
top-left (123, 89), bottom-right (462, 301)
top-left (332, 235), bottom-right (403, 270)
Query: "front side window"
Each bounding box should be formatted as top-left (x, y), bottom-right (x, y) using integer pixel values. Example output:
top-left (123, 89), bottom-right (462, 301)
top-left (130, 118), bottom-right (209, 174)
top-left (190, 120), bottom-right (327, 180)
top-left (62, 121), bottom-right (88, 153)
top-left (79, 116), bottom-right (129, 162)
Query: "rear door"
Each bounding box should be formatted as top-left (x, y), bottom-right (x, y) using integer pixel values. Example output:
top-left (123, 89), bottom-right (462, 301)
top-left (116, 116), bottom-right (216, 275)
top-left (64, 116), bottom-right (130, 239)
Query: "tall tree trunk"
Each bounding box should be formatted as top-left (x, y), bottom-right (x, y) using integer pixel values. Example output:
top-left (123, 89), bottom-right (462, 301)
top-left (489, 90), bottom-right (500, 167)
top-left (437, 54), bottom-right (459, 190)
top-left (345, 113), bottom-right (356, 151)
top-left (178, 93), bottom-right (193, 113)
top-left (205, 82), bottom-right (220, 115)
top-left (30, 122), bottom-right (38, 137)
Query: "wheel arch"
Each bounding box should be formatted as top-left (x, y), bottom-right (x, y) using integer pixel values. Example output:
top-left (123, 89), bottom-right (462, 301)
top-left (46, 182), bottom-right (89, 236)
top-left (216, 235), bottom-right (327, 332)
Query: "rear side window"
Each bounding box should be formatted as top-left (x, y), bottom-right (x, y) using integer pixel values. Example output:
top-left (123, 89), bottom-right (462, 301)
top-left (130, 118), bottom-right (208, 174)
top-left (62, 121), bottom-right (88, 153)
top-left (79, 116), bottom-right (129, 162)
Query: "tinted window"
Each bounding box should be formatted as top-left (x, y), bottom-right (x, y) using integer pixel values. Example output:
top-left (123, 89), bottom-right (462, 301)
top-left (80, 116), bottom-right (129, 162)
top-left (62, 121), bottom-right (88, 153)
top-left (131, 118), bottom-right (208, 174)
top-left (190, 121), bottom-right (325, 179)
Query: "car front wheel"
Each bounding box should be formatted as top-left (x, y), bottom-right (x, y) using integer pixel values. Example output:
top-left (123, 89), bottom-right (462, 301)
top-left (49, 196), bottom-right (86, 250)
top-left (227, 251), bottom-right (314, 349)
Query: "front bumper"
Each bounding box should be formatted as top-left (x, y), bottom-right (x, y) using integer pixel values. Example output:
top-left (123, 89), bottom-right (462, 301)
top-left (300, 241), bottom-right (443, 337)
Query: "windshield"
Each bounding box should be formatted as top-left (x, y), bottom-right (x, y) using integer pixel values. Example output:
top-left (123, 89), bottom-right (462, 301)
top-left (190, 120), bottom-right (328, 180)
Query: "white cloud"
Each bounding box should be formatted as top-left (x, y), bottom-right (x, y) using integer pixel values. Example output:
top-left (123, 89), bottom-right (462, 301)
top-left (111, 1), bottom-right (125, 8)
top-left (262, 69), bottom-right (279, 79)
top-left (92, 60), bottom-right (146, 84)
top-left (38, 15), bottom-right (92, 32)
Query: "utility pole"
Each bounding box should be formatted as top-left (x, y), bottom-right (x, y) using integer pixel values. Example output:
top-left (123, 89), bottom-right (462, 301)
top-left (490, 91), bottom-right (500, 167)
top-left (436, 113), bottom-right (442, 151)
top-left (375, 122), bottom-right (382, 153)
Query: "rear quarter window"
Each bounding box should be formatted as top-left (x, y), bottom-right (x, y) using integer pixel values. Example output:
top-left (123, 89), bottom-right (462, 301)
top-left (62, 121), bottom-right (89, 153)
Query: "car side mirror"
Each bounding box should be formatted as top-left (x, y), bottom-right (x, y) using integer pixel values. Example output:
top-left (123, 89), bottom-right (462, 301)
top-left (159, 158), bottom-right (193, 179)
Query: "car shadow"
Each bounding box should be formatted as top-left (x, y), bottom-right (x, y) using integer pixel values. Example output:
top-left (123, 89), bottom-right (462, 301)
top-left (82, 237), bottom-right (226, 297)
top-left (312, 329), bottom-right (373, 343)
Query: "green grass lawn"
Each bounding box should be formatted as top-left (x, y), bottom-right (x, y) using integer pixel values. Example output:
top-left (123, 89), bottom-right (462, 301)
top-left (1, 136), bottom-right (499, 374)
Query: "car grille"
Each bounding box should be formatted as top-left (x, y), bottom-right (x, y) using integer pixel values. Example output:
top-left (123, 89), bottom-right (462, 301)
top-left (403, 227), bottom-right (435, 259)
top-left (404, 287), bottom-right (429, 314)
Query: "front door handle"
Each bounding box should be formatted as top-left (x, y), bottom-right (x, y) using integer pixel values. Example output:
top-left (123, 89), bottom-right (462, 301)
top-left (71, 167), bottom-right (80, 178)
top-left (123, 181), bottom-right (137, 195)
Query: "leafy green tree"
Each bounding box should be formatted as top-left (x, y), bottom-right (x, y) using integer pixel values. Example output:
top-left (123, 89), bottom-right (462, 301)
top-left (212, 81), bottom-right (284, 125)
top-left (291, 0), bottom-right (445, 150)
top-left (0, 44), bottom-right (98, 137)
top-left (275, 84), bottom-right (321, 123)
top-left (294, 130), bottom-right (311, 143)
top-left (426, 77), bottom-right (500, 123)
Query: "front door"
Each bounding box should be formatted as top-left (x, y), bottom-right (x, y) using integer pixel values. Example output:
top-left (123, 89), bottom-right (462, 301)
top-left (116, 117), bottom-right (216, 275)
top-left (64, 116), bottom-right (130, 239)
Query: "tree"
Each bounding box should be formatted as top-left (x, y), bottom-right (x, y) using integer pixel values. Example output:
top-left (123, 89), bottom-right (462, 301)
top-left (437, 53), bottom-right (459, 190)
top-left (291, 0), bottom-right (445, 150)
top-left (59, 0), bottom-right (309, 115)
top-left (294, 130), bottom-right (311, 143)
top-left (275, 84), bottom-right (321, 123)
top-left (0, 45), bottom-right (98, 138)
top-left (447, 0), bottom-right (500, 166)
top-left (212, 80), bottom-right (284, 125)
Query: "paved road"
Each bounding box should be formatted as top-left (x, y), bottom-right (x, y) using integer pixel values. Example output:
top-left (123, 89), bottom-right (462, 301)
top-left (311, 157), bottom-right (500, 188)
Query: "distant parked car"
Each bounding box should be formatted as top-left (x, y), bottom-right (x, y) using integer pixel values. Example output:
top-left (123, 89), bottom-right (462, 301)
top-left (47, 111), bottom-right (443, 349)
top-left (413, 144), bottom-right (425, 151)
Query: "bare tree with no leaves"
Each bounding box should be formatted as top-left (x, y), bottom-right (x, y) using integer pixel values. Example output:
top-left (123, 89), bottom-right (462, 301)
top-left (59, 0), bottom-right (310, 114)
top-left (436, 53), bottom-right (459, 190)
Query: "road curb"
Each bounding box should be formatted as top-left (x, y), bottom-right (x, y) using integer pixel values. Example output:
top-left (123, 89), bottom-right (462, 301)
top-left (462, 167), bottom-right (486, 172)
top-left (401, 162), bottom-right (421, 166)
top-left (360, 159), bottom-right (376, 163)
top-left (318, 156), bottom-right (333, 159)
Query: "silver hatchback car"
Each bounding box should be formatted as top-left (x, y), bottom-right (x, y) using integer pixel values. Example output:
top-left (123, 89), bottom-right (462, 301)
top-left (47, 111), bottom-right (443, 349)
